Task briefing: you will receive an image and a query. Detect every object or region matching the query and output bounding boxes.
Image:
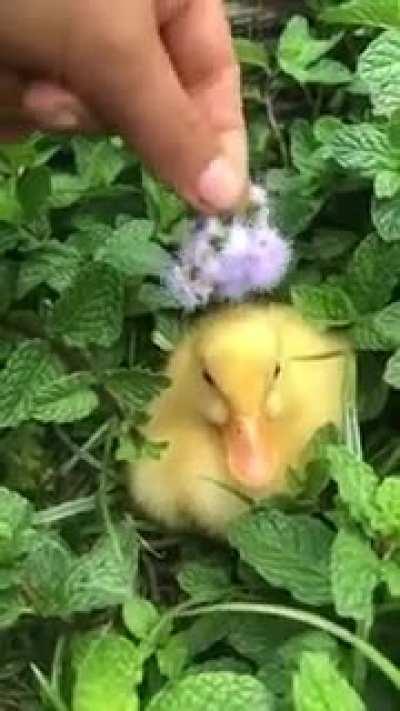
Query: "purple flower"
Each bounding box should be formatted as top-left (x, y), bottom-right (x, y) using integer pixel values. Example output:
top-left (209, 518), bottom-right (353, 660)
top-left (164, 186), bottom-right (292, 310)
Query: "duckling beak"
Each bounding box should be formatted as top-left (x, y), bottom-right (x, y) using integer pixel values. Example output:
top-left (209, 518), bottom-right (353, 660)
top-left (223, 416), bottom-right (269, 490)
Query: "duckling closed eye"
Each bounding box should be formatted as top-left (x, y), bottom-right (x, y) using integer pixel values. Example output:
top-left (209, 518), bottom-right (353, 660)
top-left (129, 303), bottom-right (352, 536)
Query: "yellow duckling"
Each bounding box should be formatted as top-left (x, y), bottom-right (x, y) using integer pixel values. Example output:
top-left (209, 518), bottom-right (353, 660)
top-left (130, 303), bottom-right (351, 536)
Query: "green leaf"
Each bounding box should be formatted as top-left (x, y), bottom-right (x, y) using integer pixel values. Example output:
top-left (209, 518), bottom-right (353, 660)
top-left (104, 367), bottom-right (169, 412)
top-left (374, 169), bottom-right (400, 198)
top-left (344, 234), bottom-right (400, 312)
top-left (0, 589), bottom-right (26, 629)
top-left (373, 194), bottom-right (400, 241)
top-left (234, 38), bottom-right (269, 70)
top-left (372, 476), bottom-right (400, 534)
top-left (147, 672), bottom-right (274, 711)
top-left (331, 529), bottom-right (381, 623)
top-left (66, 523), bottom-right (139, 614)
top-left (0, 487), bottom-right (33, 564)
top-left (17, 242), bottom-right (82, 298)
top-left (50, 173), bottom-right (87, 208)
top-left (229, 509), bottom-right (334, 605)
top-left (122, 597), bottom-right (161, 640)
top-left (267, 169), bottom-right (324, 237)
top-left (373, 302), bottom-right (400, 347)
top-left (142, 172), bottom-right (185, 232)
top-left (52, 263), bottom-right (123, 348)
top-left (331, 123), bottom-right (397, 177)
top-left (381, 559), bottom-right (400, 596)
top-left (17, 167), bottom-right (51, 218)
top-left (72, 137), bottom-right (126, 187)
top-left (321, 0), bottom-right (400, 30)
top-left (293, 652), bottom-right (365, 711)
top-left (384, 348), bottom-right (400, 387)
top-left (0, 181), bottom-right (22, 224)
top-left (177, 561), bottom-right (232, 602)
top-left (95, 219), bottom-right (171, 278)
top-left (157, 634), bottom-right (189, 680)
top-left (0, 341), bottom-right (63, 429)
top-left (325, 445), bottom-right (379, 526)
top-left (152, 313), bottom-right (183, 352)
top-left (21, 532), bottom-right (75, 615)
top-left (358, 30), bottom-right (400, 117)
top-left (72, 633), bottom-right (140, 711)
top-left (31, 373), bottom-right (99, 424)
top-left (291, 284), bottom-right (357, 327)
top-left (278, 16), bottom-right (350, 85)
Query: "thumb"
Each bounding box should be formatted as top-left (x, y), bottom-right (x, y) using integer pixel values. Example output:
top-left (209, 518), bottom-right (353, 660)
top-left (65, 1), bottom-right (246, 212)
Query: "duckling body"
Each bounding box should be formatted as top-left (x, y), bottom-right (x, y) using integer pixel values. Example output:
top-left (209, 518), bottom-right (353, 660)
top-left (130, 303), bottom-right (351, 535)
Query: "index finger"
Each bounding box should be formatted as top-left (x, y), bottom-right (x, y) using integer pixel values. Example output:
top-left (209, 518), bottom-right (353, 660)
top-left (159, 0), bottom-right (248, 197)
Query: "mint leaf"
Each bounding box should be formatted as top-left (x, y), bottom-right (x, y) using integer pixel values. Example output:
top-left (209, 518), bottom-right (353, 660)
top-left (278, 16), bottom-right (350, 85)
top-left (381, 559), bottom-right (400, 596)
top-left (177, 561), bottom-right (232, 602)
top-left (0, 341), bottom-right (63, 429)
top-left (31, 373), bottom-right (99, 424)
top-left (147, 672), bottom-right (274, 711)
top-left (0, 590), bottom-right (26, 629)
top-left (384, 348), bottom-right (400, 387)
top-left (157, 634), bottom-right (189, 680)
top-left (122, 597), bottom-right (161, 640)
top-left (95, 219), bottom-right (171, 278)
top-left (358, 30), bottom-right (400, 117)
top-left (293, 652), bottom-right (365, 710)
top-left (321, 0), bottom-right (400, 30)
top-left (52, 263), bottom-right (123, 348)
top-left (291, 284), bottom-right (357, 326)
top-left (17, 242), bottom-right (82, 298)
top-left (72, 137), bottom-right (126, 187)
top-left (234, 38), bottom-right (269, 70)
top-left (229, 509), bottom-right (333, 605)
top-left (374, 169), bottom-right (400, 198)
top-left (104, 367), bottom-right (169, 412)
top-left (344, 234), bottom-right (399, 312)
top-left (21, 532), bottom-right (75, 615)
top-left (0, 487), bottom-right (33, 564)
top-left (373, 194), bottom-right (400, 241)
top-left (66, 523), bottom-right (139, 614)
top-left (17, 167), bottom-right (51, 219)
top-left (325, 445), bottom-right (379, 527)
top-left (330, 529), bottom-right (381, 623)
top-left (142, 172), bottom-right (185, 232)
top-left (372, 476), bottom-right (400, 534)
top-left (73, 632), bottom-right (140, 711)
top-left (331, 124), bottom-right (397, 177)
top-left (373, 302), bottom-right (400, 347)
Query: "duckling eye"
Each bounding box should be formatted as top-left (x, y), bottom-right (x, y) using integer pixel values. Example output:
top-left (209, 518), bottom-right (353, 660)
top-left (202, 369), bottom-right (216, 387)
top-left (273, 363), bottom-right (281, 380)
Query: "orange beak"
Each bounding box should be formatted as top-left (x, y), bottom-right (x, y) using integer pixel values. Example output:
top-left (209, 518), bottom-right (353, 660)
top-left (222, 416), bottom-right (270, 490)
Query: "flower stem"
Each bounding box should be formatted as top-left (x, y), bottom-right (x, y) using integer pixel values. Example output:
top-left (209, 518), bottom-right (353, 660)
top-left (177, 602), bottom-right (400, 691)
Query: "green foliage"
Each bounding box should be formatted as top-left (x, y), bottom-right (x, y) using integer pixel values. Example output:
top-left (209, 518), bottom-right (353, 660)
top-left (293, 652), bottom-right (365, 710)
top-left (72, 632), bottom-right (140, 711)
top-left (229, 509), bottom-right (334, 605)
top-left (1, 3), bottom-right (400, 710)
top-left (146, 672), bottom-right (274, 711)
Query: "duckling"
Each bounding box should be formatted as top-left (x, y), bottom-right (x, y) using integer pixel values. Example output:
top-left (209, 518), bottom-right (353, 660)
top-left (129, 303), bottom-right (351, 536)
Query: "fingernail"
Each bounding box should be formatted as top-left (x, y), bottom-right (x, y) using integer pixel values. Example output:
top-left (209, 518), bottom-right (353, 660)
top-left (197, 157), bottom-right (245, 212)
top-left (46, 109), bottom-right (79, 130)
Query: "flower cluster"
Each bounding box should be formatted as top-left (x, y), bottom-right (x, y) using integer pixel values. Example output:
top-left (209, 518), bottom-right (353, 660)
top-left (165, 185), bottom-right (292, 311)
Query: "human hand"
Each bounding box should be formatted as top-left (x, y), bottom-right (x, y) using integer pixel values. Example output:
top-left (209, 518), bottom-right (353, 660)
top-left (0, 0), bottom-right (248, 213)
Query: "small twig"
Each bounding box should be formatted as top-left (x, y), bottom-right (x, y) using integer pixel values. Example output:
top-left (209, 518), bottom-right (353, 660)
top-left (265, 92), bottom-right (290, 166)
top-left (56, 420), bottom-right (111, 476)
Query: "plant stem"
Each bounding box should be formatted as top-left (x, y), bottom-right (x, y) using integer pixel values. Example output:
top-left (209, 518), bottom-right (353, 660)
top-left (352, 619), bottom-right (371, 694)
top-left (177, 602), bottom-right (400, 691)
